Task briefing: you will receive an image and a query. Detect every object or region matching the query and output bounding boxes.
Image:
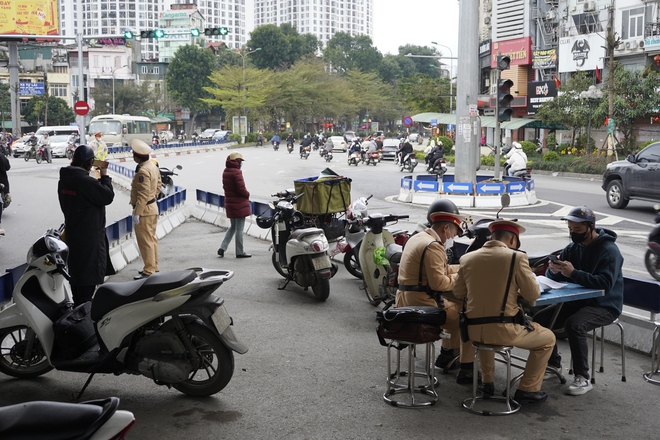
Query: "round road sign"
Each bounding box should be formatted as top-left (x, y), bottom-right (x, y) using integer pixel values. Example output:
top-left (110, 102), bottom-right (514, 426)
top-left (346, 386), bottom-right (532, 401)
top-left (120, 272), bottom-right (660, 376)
top-left (402, 116), bottom-right (413, 127)
top-left (74, 100), bottom-right (90, 116)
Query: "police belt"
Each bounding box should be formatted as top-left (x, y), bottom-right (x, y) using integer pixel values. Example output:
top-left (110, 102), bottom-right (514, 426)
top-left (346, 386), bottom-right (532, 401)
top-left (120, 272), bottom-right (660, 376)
top-left (147, 198), bottom-right (157, 205)
top-left (398, 284), bottom-right (437, 294)
top-left (465, 310), bottom-right (534, 331)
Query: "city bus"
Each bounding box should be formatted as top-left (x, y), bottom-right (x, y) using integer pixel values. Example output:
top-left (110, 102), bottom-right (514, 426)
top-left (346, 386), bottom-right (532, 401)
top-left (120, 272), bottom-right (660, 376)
top-left (88, 114), bottom-right (153, 148)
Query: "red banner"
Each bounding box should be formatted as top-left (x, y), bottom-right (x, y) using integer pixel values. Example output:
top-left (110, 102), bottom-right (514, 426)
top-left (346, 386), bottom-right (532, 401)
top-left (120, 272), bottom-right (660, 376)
top-left (491, 37), bottom-right (532, 68)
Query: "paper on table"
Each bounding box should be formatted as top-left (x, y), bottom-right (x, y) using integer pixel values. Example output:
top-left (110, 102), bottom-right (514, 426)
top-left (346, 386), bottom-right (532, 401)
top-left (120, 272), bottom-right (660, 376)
top-left (536, 275), bottom-right (567, 292)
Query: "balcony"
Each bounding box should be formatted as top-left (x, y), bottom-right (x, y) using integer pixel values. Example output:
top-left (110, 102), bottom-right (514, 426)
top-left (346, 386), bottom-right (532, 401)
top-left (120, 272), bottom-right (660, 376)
top-left (646, 22), bottom-right (660, 37)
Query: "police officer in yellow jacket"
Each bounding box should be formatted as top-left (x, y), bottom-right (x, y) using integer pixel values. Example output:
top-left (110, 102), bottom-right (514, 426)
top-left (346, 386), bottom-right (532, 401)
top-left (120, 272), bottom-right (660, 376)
top-left (453, 220), bottom-right (555, 403)
top-left (395, 199), bottom-right (477, 384)
top-left (130, 139), bottom-right (161, 280)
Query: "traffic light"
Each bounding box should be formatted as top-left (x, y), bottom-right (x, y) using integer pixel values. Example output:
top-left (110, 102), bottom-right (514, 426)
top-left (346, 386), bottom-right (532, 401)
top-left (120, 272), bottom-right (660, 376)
top-left (497, 79), bottom-right (514, 122)
top-left (124, 30), bottom-right (134, 40)
top-left (204, 27), bottom-right (229, 36)
top-left (190, 28), bottom-right (201, 37)
top-left (497, 54), bottom-right (511, 71)
top-left (140, 29), bottom-right (165, 39)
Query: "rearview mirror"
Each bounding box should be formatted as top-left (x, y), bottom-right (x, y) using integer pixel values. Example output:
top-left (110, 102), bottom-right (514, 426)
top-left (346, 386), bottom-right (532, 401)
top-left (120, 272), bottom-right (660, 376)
top-left (627, 154), bottom-right (635, 163)
top-left (500, 193), bottom-right (511, 208)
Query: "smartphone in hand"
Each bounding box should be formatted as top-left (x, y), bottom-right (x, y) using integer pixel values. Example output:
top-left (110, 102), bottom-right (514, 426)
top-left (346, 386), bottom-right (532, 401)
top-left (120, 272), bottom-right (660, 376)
top-left (548, 255), bottom-right (559, 262)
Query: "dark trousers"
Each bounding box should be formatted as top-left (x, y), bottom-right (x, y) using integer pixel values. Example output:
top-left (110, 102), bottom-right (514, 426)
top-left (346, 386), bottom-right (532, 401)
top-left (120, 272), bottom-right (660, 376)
top-left (533, 301), bottom-right (617, 380)
top-left (71, 284), bottom-right (96, 307)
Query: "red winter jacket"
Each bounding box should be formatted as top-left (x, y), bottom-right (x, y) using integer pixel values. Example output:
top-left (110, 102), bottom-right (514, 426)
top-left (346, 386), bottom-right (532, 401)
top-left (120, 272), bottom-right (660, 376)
top-left (222, 157), bottom-right (251, 218)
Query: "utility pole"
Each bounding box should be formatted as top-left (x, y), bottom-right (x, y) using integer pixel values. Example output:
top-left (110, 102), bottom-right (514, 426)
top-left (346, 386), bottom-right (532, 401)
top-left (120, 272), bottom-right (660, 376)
top-left (605, 2), bottom-right (619, 160)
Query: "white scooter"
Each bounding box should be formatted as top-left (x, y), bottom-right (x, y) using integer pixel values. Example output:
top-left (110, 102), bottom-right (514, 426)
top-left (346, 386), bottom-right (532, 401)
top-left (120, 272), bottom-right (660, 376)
top-left (257, 190), bottom-right (336, 301)
top-left (0, 397), bottom-right (134, 440)
top-left (0, 227), bottom-right (247, 398)
top-left (358, 213), bottom-right (409, 306)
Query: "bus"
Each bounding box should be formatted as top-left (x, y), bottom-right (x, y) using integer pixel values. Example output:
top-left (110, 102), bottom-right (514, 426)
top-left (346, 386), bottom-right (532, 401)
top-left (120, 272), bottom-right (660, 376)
top-left (88, 114), bottom-right (153, 148)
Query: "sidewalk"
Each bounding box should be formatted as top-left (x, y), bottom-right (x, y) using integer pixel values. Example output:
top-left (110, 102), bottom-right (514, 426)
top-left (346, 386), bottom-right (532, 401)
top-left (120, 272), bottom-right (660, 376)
top-left (109, 218), bottom-right (660, 439)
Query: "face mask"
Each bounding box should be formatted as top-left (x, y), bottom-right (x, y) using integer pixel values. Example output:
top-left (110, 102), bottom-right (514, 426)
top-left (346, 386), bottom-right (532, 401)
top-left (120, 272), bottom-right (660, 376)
top-left (570, 229), bottom-right (589, 244)
top-left (442, 228), bottom-right (454, 250)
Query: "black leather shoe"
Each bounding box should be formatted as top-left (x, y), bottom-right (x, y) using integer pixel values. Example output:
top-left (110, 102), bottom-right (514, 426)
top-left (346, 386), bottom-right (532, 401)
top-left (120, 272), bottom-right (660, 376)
top-left (514, 389), bottom-right (548, 403)
top-left (134, 272), bottom-right (150, 280)
top-left (435, 354), bottom-right (459, 372)
top-left (236, 253), bottom-right (252, 258)
top-left (456, 370), bottom-right (482, 385)
top-left (479, 382), bottom-right (495, 398)
top-left (217, 248), bottom-right (224, 258)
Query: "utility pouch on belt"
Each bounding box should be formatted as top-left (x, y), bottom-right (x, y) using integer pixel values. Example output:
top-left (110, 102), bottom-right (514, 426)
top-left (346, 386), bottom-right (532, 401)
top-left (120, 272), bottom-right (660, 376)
top-left (375, 306), bottom-right (447, 346)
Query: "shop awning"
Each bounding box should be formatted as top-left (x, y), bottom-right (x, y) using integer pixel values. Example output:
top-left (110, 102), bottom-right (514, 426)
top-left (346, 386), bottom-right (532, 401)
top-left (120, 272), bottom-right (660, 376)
top-left (150, 116), bottom-right (172, 123)
top-left (411, 113), bottom-right (567, 130)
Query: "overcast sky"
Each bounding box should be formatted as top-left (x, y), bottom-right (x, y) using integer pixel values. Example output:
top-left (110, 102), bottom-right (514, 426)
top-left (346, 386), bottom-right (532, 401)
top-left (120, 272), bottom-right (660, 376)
top-left (245, 0), bottom-right (460, 59)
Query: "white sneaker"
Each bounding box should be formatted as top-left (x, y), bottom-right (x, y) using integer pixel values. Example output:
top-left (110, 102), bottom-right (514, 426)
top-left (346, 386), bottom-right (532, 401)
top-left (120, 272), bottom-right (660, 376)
top-left (0, 227), bottom-right (5, 236)
top-left (565, 375), bottom-right (593, 395)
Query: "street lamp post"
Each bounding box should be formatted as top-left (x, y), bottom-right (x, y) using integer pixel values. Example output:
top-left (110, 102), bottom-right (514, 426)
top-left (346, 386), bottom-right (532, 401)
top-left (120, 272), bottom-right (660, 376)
top-left (227, 46), bottom-right (261, 141)
top-left (405, 52), bottom-right (457, 113)
top-left (432, 42), bottom-right (454, 112)
top-left (112, 64), bottom-right (128, 114)
top-left (579, 85), bottom-right (604, 155)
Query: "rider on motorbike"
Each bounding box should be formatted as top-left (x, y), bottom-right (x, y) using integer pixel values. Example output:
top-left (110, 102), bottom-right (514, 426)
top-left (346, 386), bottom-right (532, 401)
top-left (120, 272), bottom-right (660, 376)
top-left (300, 134), bottom-right (312, 154)
top-left (286, 134), bottom-right (295, 146)
top-left (396, 141), bottom-right (414, 164)
top-left (425, 141), bottom-right (445, 171)
top-left (366, 137), bottom-right (378, 160)
top-left (348, 138), bottom-right (361, 156)
top-left (505, 142), bottom-right (528, 176)
top-left (322, 137), bottom-right (334, 156)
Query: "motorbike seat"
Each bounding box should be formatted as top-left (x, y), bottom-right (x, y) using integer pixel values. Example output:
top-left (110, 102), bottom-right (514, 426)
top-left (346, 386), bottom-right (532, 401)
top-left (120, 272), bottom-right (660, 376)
top-left (91, 270), bottom-right (197, 322)
top-left (385, 243), bottom-right (403, 263)
top-left (289, 227), bottom-right (325, 241)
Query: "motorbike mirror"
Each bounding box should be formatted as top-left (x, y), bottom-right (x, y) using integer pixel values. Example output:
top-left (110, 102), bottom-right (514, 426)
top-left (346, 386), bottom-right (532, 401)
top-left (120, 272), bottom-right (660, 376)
top-left (175, 165), bottom-right (183, 170)
top-left (654, 204), bottom-right (660, 212)
top-left (496, 194), bottom-right (511, 219)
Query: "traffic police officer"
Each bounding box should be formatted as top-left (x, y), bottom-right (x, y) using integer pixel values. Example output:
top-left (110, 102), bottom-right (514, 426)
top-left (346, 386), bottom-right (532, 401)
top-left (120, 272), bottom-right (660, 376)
top-left (453, 219), bottom-right (555, 403)
top-left (130, 139), bottom-right (161, 280)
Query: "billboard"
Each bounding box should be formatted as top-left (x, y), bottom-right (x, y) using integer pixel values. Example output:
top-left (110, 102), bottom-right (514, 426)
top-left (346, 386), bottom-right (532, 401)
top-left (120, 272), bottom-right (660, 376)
top-left (19, 82), bottom-right (45, 96)
top-left (491, 37), bottom-right (532, 68)
top-left (558, 34), bottom-right (604, 73)
top-left (532, 49), bottom-right (557, 70)
top-left (0, 0), bottom-right (59, 36)
top-left (527, 80), bottom-right (557, 116)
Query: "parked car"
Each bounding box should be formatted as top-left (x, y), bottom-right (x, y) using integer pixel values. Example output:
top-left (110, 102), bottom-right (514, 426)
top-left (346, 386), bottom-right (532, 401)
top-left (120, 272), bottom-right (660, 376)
top-left (49, 135), bottom-right (71, 158)
top-left (199, 129), bottom-right (222, 141)
top-left (329, 136), bottom-right (347, 152)
top-left (602, 142), bottom-right (660, 209)
top-left (381, 139), bottom-right (400, 160)
top-left (211, 130), bottom-right (232, 142)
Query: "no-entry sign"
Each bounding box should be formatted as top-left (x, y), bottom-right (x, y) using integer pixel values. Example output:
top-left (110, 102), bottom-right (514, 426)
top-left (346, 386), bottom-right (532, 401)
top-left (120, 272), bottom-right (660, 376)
top-left (74, 100), bottom-right (90, 116)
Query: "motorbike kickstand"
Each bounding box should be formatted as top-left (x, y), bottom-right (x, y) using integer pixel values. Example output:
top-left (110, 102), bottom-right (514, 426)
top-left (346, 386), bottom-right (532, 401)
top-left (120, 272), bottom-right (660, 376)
top-left (278, 277), bottom-right (292, 290)
top-left (72, 373), bottom-right (96, 401)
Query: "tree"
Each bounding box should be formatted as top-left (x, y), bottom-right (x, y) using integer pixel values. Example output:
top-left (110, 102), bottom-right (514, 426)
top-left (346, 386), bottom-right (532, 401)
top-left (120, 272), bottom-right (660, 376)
top-left (594, 68), bottom-right (660, 154)
top-left (22, 95), bottom-right (75, 126)
top-left (344, 69), bottom-right (401, 129)
top-left (397, 73), bottom-right (451, 114)
top-left (0, 82), bottom-right (10, 130)
top-left (323, 32), bottom-right (383, 73)
top-left (90, 81), bottom-right (153, 117)
top-left (166, 44), bottom-right (217, 134)
top-left (397, 45), bottom-right (441, 78)
top-left (202, 65), bottom-right (276, 133)
top-left (379, 55), bottom-right (404, 85)
top-left (535, 71), bottom-right (593, 147)
top-left (247, 24), bottom-right (319, 70)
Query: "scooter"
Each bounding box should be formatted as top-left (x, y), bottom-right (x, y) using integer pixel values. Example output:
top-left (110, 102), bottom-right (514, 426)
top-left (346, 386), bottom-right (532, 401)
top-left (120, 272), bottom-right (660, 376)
top-left (358, 213), bottom-right (409, 306)
top-left (503, 163), bottom-right (533, 181)
top-left (0, 397), bottom-right (135, 440)
top-left (35, 144), bottom-right (51, 164)
top-left (364, 151), bottom-right (379, 166)
top-left (286, 142), bottom-right (294, 153)
top-left (320, 148), bottom-right (333, 162)
top-left (158, 164), bottom-right (183, 199)
top-left (272, 140), bottom-right (280, 151)
top-left (348, 151), bottom-right (361, 166)
top-left (0, 227), bottom-right (248, 397)
top-left (339, 196), bottom-right (373, 279)
top-left (300, 145), bottom-right (310, 159)
top-left (257, 190), bottom-right (336, 301)
top-left (66, 142), bottom-right (78, 160)
top-left (399, 152), bottom-right (417, 173)
top-left (645, 211), bottom-right (660, 281)
top-left (427, 158), bottom-right (447, 176)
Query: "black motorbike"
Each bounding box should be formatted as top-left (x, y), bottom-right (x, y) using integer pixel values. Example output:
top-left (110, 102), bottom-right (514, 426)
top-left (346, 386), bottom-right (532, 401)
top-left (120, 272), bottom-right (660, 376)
top-left (158, 165), bottom-right (183, 199)
top-left (645, 212), bottom-right (660, 281)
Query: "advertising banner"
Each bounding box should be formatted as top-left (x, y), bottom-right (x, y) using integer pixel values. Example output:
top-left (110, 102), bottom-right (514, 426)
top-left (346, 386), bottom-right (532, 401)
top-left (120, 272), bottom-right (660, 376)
top-left (532, 49), bottom-right (557, 70)
top-left (19, 82), bottom-right (45, 96)
top-left (558, 34), bottom-right (604, 73)
top-left (527, 80), bottom-right (557, 115)
top-left (0, 0), bottom-right (59, 35)
top-left (491, 37), bottom-right (532, 68)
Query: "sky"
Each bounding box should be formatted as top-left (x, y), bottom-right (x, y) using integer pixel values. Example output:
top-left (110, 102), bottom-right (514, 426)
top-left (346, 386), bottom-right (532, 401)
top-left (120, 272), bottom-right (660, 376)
top-left (245, 0), bottom-right (460, 60)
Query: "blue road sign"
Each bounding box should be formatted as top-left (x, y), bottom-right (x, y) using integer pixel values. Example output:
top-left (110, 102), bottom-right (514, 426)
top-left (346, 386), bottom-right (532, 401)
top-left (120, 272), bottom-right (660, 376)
top-left (507, 181), bottom-right (525, 193)
top-left (19, 82), bottom-right (45, 96)
top-left (476, 182), bottom-right (505, 194)
top-left (527, 179), bottom-right (535, 191)
top-left (447, 124), bottom-right (454, 130)
top-left (443, 182), bottom-right (472, 194)
top-left (401, 178), bottom-right (412, 190)
top-left (413, 180), bottom-right (438, 192)
top-left (430, 119), bottom-right (438, 127)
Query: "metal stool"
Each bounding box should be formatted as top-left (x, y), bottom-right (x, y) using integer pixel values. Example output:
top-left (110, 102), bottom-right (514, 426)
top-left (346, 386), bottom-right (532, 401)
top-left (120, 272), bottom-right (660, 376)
top-left (568, 319), bottom-right (626, 383)
top-left (644, 320), bottom-right (660, 385)
top-left (462, 343), bottom-right (520, 416)
top-left (383, 340), bottom-right (438, 407)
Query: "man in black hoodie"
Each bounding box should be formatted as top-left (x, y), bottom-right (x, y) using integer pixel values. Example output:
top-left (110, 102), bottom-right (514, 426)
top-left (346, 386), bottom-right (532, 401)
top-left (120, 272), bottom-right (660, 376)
top-left (58, 145), bottom-right (115, 305)
top-left (534, 205), bottom-right (624, 396)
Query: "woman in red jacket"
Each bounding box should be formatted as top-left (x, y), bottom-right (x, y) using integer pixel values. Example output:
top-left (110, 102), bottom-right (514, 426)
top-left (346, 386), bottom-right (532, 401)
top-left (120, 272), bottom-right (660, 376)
top-left (218, 152), bottom-right (252, 258)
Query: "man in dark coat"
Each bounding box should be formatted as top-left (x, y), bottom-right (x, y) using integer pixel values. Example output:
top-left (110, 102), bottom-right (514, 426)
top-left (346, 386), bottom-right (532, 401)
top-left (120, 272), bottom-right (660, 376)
top-left (58, 145), bottom-right (115, 305)
top-left (218, 152), bottom-right (251, 258)
top-left (0, 152), bottom-right (10, 236)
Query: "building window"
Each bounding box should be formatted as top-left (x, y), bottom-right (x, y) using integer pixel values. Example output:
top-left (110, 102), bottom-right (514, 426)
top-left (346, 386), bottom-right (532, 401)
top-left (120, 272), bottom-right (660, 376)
top-left (153, 67), bottom-right (159, 74)
top-left (50, 84), bottom-right (68, 97)
top-left (142, 66), bottom-right (148, 74)
top-left (622, 7), bottom-right (644, 39)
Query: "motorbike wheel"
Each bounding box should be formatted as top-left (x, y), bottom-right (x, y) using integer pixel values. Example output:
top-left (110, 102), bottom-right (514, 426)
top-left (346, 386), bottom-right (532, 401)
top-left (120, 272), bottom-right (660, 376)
top-left (343, 252), bottom-right (362, 279)
top-left (35, 154), bottom-right (42, 164)
top-left (172, 321), bottom-right (234, 397)
top-left (271, 252), bottom-right (287, 278)
top-left (47, 155), bottom-right (52, 164)
top-left (24, 153), bottom-right (30, 162)
top-left (311, 276), bottom-right (330, 301)
top-left (0, 326), bottom-right (53, 378)
top-left (645, 249), bottom-right (660, 281)
top-left (364, 285), bottom-right (382, 307)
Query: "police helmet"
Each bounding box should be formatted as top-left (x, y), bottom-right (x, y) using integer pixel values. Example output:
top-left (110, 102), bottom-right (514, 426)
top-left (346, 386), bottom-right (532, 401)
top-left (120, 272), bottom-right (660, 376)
top-left (72, 144), bottom-right (95, 162)
top-left (561, 205), bottom-right (596, 226)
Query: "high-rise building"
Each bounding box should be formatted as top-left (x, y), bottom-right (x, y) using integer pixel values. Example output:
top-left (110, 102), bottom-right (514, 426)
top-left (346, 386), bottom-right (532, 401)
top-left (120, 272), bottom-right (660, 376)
top-left (58, 0), bottom-right (247, 61)
top-left (253, 0), bottom-right (374, 47)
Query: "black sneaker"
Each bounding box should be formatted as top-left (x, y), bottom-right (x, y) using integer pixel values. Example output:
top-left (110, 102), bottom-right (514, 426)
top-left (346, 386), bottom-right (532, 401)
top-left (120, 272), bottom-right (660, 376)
top-left (434, 353), bottom-right (459, 372)
top-left (479, 382), bottom-right (495, 398)
top-left (456, 370), bottom-right (482, 385)
top-left (514, 389), bottom-right (548, 403)
top-left (217, 248), bottom-right (224, 258)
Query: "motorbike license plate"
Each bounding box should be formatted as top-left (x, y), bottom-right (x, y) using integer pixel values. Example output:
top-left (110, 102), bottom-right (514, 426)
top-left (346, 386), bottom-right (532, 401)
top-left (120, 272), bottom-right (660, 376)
top-left (212, 305), bottom-right (231, 334)
top-left (312, 255), bottom-right (332, 270)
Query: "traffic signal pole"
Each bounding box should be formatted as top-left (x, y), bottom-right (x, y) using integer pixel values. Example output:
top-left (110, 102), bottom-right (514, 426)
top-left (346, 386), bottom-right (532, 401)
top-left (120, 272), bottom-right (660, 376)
top-left (494, 67), bottom-right (502, 180)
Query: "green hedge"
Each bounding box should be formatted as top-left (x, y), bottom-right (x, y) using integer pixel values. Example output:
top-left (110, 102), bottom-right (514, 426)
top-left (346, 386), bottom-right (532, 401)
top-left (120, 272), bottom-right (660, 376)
top-left (227, 133), bottom-right (242, 144)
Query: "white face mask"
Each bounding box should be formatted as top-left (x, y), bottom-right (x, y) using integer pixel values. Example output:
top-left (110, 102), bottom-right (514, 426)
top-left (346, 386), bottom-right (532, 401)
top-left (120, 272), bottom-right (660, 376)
top-left (442, 228), bottom-right (454, 250)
